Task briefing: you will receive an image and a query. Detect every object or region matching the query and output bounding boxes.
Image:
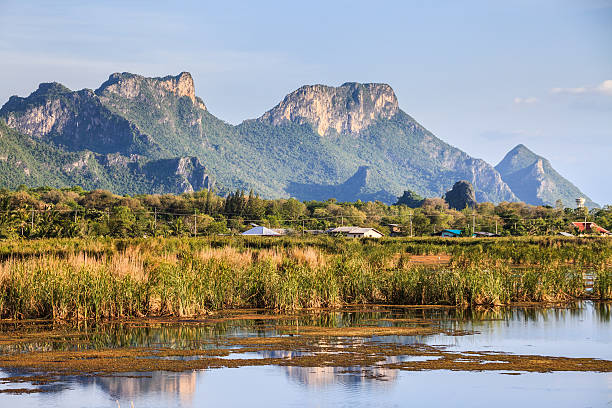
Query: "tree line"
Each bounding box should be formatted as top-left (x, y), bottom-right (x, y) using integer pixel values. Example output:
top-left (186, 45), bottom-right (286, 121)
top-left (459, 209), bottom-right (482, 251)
top-left (0, 186), bottom-right (609, 239)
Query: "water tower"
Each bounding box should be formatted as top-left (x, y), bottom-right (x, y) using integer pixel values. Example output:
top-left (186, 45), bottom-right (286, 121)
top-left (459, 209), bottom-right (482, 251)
top-left (575, 197), bottom-right (585, 208)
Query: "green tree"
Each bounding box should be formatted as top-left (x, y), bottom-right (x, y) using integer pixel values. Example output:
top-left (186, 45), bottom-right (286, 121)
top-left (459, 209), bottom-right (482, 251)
top-left (108, 206), bottom-right (136, 237)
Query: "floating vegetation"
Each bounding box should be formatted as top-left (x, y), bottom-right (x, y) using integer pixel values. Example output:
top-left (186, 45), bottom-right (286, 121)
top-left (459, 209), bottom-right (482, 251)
top-left (0, 308), bottom-right (610, 394)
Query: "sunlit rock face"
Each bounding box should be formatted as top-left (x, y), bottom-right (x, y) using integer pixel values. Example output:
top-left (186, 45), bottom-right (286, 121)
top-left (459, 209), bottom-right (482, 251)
top-left (0, 83), bottom-right (146, 154)
top-left (259, 82), bottom-right (399, 136)
top-left (97, 72), bottom-right (207, 111)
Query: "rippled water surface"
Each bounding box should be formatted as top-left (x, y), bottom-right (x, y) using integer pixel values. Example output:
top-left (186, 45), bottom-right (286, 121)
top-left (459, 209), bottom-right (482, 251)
top-left (0, 302), bottom-right (610, 407)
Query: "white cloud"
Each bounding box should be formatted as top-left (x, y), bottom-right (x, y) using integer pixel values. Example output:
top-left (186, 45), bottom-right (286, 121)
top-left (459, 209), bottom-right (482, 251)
top-left (596, 80), bottom-right (612, 95)
top-left (513, 96), bottom-right (539, 105)
top-left (551, 80), bottom-right (612, 96)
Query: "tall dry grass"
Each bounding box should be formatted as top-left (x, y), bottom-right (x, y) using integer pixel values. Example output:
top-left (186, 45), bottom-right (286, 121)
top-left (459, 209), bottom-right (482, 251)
top-left (0, 236), bottom-right (609, 320)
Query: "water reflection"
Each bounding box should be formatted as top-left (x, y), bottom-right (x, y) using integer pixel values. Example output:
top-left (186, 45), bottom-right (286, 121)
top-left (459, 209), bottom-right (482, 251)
top-left (0, 302), bottom-right (610, 407)
top-left (1, 302), bottom-right (609, 355)
top-left (256, 350), bottom-right (401, 385)
top-left (92, 372), bottom-right (198, 404)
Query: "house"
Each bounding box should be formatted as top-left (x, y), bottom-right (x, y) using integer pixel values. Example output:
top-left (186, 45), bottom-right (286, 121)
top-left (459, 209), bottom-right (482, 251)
top-left (386, 223), bottom-right (403, 236)
top-left (571, 222), bottom-right (611, 236)
top-left (472, 231), bottom-right (500, 238)
top-left (326, 226), bottom-right (384, 238)
top-left (241, 226), bottom-right (282, 236)
top-left (436, 229), bottom-right (462, 238)
top-left (346, 227), bottom-right (385, 238)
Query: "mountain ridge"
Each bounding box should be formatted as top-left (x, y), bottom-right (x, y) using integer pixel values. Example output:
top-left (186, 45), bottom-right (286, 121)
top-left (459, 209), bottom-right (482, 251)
top-left (0, 72), bottom-right (591, 206)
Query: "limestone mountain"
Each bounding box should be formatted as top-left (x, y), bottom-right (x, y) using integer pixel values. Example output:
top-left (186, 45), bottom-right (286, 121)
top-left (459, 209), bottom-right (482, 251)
top-left (444, 180), bottom-right (477, 210)
top-left (287, 166), bottom-right (397, 203)
top-left (0, 72), bottom-right (574, 205)
top-left (240, 82), bottom-right (518, 203)
top-left (0, 118), bottom-right (213, 194)
top-left (495, 144), bottom-right (598, 208)
top-left (0, 82), bottom-right (154, 155)
top-left (258, 82), bottom-right (399, 136)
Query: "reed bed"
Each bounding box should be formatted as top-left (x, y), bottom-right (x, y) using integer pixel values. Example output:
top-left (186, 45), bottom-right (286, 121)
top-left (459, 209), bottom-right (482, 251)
top-left (0, 237), bottom-right (612, 320)
top-left (0, 236), bottom-right (609, 320)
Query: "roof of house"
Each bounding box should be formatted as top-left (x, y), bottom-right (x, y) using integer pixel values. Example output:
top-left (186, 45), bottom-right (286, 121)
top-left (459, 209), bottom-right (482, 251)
top-left (326, 226), bottom-right (384, 236)
top-left (327, 226), bottom-right (357, 233)
top-left (558, 231), bottom-right (574, 237)
top-left (442, 229), bottom-right (462, 235)
top-left (347, 227), bottom-right (384, 235)
top-left (571, 222), bottom-right (610, 235)
top-left (241, 226), bottom-right (281, 236)
top-left (473, 231), bottom-right (500, 237)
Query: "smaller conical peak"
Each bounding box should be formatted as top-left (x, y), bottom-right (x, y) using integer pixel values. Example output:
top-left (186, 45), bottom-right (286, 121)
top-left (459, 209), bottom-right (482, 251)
top-left (509, 144), bottom-right (533, 155)
top-left (496, 144), bottom-right (544, 176)
top-left (259, 82), bottom-right (398, 135)
top-left (96, 72), bottom-right (205, 110)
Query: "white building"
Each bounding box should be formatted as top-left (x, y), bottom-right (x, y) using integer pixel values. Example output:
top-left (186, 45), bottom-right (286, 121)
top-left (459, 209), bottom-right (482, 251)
top-left (241, 226), bottom-right (282, 236)
top-left (326, 226), bottom-right (384, 238)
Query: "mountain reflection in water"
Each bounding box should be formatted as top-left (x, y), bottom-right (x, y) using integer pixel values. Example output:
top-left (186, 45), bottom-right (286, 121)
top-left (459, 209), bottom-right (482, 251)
top-left (93, 372), bottom-right (198, 404)
top-left (0, 302), bottom-right (609, 408)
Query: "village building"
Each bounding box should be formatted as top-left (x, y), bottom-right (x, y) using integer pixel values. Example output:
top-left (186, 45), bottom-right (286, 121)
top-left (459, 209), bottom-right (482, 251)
top-left (571, 222), bottom-right (611, 236)
top-left (386, 224), bottom-right (403, 236)
top-left (241, 226), bottom-right (282, 236)
top-left (326, 226), bottom-right (384, 238)
top-left (436, 229), bottom-right (462, 238)
top-left (472, 231), bottom-right (500, 238)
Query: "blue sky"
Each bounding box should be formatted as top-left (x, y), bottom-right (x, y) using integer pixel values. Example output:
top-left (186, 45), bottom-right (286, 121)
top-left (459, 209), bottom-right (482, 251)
top-left (1, 0), bottom-right (611, 204)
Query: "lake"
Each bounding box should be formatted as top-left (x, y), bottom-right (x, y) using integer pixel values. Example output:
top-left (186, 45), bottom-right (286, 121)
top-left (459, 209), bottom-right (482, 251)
top-left (0, 302), bottom-right (610, 407)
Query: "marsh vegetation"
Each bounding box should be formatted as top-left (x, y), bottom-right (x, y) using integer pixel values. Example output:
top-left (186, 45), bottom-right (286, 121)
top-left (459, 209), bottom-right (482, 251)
top-left (0, 236), bottom-right (609, 320)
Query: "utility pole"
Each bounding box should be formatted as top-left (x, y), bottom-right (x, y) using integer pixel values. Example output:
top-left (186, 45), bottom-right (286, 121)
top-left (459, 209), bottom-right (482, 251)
top-left (472, 213), bottom-right (475, 236)
top-left (341, 216), bottom-right (344, 226)
top-left (409, 212), bottom-right (413, 237)
top-left (495, 219), bottom-right (498, 235)
top-left (302, 219), bottom-right (305, 236)
top-left (30, 209), bottom-right (34, 231)
top-left (74, 209), bottom-right (77, 224)
top-left (153, 208), bottom-right (157, 235)
top-left (194, 210), bottom-right (197, 237)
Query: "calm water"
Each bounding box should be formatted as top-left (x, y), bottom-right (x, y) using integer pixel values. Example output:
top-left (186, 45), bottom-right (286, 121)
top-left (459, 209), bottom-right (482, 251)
top-left (0, 302), bottom-right (610, 408)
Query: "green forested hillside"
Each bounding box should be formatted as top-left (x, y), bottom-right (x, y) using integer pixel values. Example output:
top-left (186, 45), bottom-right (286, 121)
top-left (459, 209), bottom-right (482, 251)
top-left (0, 121), bottom-right (213, 194)
top-left (0, 72), bottom-right (592, 206)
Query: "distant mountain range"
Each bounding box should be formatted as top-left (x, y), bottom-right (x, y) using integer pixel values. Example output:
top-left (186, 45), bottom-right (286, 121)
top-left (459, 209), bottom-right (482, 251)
top-left (0, 72), bottom-right (597, 207)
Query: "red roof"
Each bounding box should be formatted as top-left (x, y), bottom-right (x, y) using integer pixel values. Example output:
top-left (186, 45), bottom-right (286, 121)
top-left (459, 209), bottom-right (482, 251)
top-left (571, 222), bottom-right (611, 235)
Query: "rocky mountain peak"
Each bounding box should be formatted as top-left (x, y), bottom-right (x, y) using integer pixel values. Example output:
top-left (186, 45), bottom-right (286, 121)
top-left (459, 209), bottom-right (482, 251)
top-left (96, 72), bottom-right (206, 110)
top-left (258, 82), bottom-right (399, 136)
top-left (495, 144), bottom-right (540, 175)
top-left (30, 82), bottom-right (73, 98)
top-left (496, 144), bottom-right (598, 208)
